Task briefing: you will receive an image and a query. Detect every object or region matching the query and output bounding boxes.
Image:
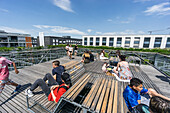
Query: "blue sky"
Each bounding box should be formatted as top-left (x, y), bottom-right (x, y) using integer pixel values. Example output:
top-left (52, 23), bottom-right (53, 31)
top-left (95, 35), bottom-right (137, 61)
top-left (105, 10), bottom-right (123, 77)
top-left (0, 0), bottom-right (170, 38)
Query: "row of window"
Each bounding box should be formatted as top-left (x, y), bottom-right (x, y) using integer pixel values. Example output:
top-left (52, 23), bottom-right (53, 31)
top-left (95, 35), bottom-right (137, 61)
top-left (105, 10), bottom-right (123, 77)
top-left (52, 39), bottom-right (81, 44)
top-left (84, 37), bottom-right (170, 48)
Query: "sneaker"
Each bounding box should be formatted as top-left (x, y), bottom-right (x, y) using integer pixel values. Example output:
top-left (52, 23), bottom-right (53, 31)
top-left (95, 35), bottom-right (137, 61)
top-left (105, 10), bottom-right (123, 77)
top-left (25, 89), bottom-right (34, 98)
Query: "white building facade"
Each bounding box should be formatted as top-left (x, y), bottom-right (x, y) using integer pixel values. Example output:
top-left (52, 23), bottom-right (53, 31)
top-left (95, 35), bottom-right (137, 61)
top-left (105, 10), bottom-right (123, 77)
top-left (82, 35), bottom-right (170, 49)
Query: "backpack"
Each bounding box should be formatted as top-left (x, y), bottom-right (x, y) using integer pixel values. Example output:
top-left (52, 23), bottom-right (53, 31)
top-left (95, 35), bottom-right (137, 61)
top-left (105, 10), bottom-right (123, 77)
top-left (131, 104), bottom-right (150, 113)
top-left (57, 85), bottom-right (69, 93)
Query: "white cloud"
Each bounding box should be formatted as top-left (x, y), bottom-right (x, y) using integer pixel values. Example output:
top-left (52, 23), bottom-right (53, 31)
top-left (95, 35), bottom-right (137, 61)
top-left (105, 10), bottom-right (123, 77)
top-left (87, 29), bottom-right (92, 33)
top-left (107, 19), bottom-right (112, 22)
top-left (144, 2), bottom-right (170, 15)
top-left (52, 0), bottom-right (74, 12)
top-left (33, 25), bottom-right (86, 35)
top-left (0, 8), bottom-right (9, 13)
top-left (0, 26), bottom-right (28, 34)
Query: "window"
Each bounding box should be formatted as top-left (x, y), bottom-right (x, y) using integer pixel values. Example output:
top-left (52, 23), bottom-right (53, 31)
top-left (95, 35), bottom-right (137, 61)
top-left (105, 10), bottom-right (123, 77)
top-left (135, 37), bottom-right (140, 39)
top-left (53, 39), bottom-right (55, 42)
top-left (125, 41), bottom-right (130, 44)
top-left (117, 37), bottom-right (122, 47)
top-left (56, 39), bottom-right (58, 42)
top-left (143, 37), bottom-right (150, 48)
top-left (84, 37), bottom-right (87, 45)
top-left (154, 37), bottom-right (162, 48)
top-left (134, 41), bottom-right (140, 44)
top-left (53, 43), bottom-right (55, 45)
top-left (166, 37), bottom-right (170, 48)
top-left (96, 37), bottom-right (100, 46)
top-left (109, 37), bottom-right (114, 46)
top-left (90, 37), bottom-right (93, 45)
top-left (125, 37), bottom-right (131, 39)
top-left (102, 37), bottom-right (106, 46)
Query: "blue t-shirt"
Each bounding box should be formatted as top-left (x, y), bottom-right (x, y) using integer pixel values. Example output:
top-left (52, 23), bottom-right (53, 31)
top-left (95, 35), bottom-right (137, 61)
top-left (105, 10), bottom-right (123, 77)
top-left (52, 65), bottom-right (65, 85)
top-left (123, 86), bottom-right (148, 111)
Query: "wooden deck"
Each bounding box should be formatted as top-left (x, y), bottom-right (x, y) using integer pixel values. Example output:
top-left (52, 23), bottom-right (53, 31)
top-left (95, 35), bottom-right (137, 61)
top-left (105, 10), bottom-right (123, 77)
top-left (0, 56), bottom-right (81, 113)
top-left (0, 56), bottom-right (169, 113)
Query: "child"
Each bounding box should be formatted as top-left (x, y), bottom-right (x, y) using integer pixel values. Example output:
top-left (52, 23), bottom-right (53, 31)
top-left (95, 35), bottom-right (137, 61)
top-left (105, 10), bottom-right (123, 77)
top-left (25, 72), bottom-right (71, 103)
top-left (0, 56), bottom-right (21, 94)
top-left (123, 78), bottom-right (170, 112)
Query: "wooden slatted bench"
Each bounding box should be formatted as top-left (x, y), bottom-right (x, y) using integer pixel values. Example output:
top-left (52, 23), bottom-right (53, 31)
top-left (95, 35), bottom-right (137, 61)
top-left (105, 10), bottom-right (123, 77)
top-left (26, 61), bottom-right (85, 113)
top-left (55, 74), bottom-right (129, 113)
top-left (129, 65), bottom-right (162, 94)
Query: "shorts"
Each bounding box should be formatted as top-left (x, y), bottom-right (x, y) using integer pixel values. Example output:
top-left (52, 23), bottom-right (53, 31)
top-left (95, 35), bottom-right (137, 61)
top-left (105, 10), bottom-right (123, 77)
top-left (74, 50), bottom-right (78, 53)
top-left (69, 51), bottom-right (72, 53)
top-left (0, 79), bottom-right (14, 93)
top-left (66, 50), bottom-right (68, 52)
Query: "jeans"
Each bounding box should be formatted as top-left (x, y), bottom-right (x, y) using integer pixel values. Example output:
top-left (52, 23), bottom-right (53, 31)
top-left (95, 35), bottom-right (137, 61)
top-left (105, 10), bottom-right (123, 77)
top-left (30, 73), bottom-right (58, 96)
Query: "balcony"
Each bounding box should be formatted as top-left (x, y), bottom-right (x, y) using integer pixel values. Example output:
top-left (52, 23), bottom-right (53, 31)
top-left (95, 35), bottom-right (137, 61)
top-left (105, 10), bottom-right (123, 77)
top-left (9, 40), bottom-right (18, 42)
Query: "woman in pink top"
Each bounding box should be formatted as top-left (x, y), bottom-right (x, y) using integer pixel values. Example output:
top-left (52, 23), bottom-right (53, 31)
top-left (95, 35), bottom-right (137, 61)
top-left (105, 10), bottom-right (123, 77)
top-left (0, 57), bottom-right (21, 94)
top-left (113, 55), bottom-right (133, 80)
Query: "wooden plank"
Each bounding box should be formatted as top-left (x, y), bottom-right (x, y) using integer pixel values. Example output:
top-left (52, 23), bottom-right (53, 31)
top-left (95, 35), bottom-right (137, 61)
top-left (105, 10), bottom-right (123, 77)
top-left (90, 78), bottom-right (106, 111)
top-left (2, 87), bottom-right (29, 113)
top-left (66, 74), bottom-right (91, 99)
top-left (113, 81), bottom-right (118, 113)
top-left (63, 73), bottom-right (89, 97)
top-left (107, 80), bottom-right (115, 113)
top-left (101, 79), bottom-right (111, 113)
top-left (83, 78), bottom-right (103, 108)
top-left (95, 79), bottom-right (109, 112)
top-left (82, 78), bottom-right (100, 106)
top-left (70, 76), bottom-right (91, 101)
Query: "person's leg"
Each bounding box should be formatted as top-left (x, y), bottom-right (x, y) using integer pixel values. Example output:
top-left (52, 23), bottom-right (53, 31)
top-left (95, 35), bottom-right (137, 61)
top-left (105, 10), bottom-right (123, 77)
top-left (6, 79), bottom-right (21, 93)
top-left (0, 80), bottom-right (6, 94)
top-left (112, 68), bottom-right (118, 76)
top-left (148, 88), bottom-right (170, 101)
top-left (30, 79), bottom-right (50, 96)
top-left (43, 73), bottom-right (58, 86)
top-left (70, 52), bottom-right (72, 59)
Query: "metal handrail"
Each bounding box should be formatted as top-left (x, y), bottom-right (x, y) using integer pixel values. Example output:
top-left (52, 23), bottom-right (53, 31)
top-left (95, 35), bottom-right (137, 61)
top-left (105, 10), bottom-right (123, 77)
top-left (134, 53), bottom-right (170, 84)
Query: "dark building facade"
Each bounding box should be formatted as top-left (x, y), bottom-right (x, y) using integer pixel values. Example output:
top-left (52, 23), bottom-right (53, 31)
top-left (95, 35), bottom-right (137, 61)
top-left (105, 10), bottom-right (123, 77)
top-left (37, 36), bottom-right (82, 47)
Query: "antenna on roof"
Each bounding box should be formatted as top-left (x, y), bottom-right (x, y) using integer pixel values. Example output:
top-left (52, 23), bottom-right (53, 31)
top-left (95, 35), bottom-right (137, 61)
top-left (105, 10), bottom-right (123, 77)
top-left (148, 27), bottom-right (170, 35)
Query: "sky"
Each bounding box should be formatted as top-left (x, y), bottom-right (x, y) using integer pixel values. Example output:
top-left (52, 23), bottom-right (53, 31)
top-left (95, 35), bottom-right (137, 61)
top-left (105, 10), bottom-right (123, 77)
top-left (0, 0), bottom-right (170, 39)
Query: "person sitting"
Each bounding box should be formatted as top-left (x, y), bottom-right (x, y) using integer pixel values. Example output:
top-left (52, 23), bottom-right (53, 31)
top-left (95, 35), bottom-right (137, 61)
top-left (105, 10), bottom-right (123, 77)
top-left (89, 51), bottom-right (94, 62)
top-left (149, 96), bottom-right (170, 113)
top-left (51, 60), bottom-right (65, 85)
top-left (25, 72), bottom-right (71, 103)
top-left (115, 50), bottom-right (121, 59)
top-left (102, 62), bottom-right (109, 73)
top-left (99, 50), bottom-right (108, 60)
top-left (112, 55), bottom-right (133, 80)
top-left (123, 78), bottom-right (170, 112)
top-left (81, 51), bottom-right (90, 64)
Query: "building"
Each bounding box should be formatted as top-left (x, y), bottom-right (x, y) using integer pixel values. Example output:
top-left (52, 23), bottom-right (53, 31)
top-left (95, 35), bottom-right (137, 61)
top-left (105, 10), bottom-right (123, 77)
top-left (82, 35), bottom-right (170, 49)
top-left (37, 32), bottom-right (82, 47)
top-left (0, 30), bottom-right (32, 47)
top-left (31, 37), bottom-right (38, 47)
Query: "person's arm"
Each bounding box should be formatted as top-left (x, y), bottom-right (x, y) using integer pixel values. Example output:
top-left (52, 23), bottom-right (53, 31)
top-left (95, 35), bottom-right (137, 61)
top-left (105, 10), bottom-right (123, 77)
top-left (127, 93), bottom-right (141, 109)
top-left (50, 85), bottom-right (59, 90)
top-left (12, 62), bottom-right (19, 74)
top-left (116, 63), bottom-right (119, 71)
